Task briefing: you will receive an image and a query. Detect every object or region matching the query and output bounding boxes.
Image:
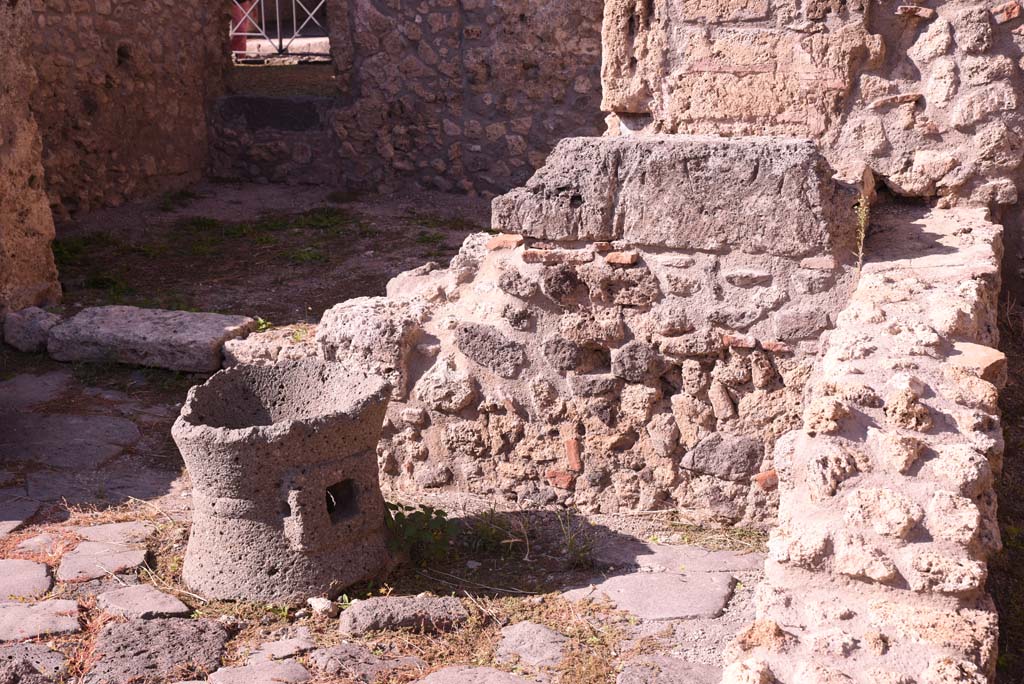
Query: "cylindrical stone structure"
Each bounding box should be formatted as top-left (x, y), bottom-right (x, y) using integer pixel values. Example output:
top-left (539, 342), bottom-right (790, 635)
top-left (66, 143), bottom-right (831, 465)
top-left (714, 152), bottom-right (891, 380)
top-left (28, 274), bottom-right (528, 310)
top-left (172, 358), bottom-right (392, 603)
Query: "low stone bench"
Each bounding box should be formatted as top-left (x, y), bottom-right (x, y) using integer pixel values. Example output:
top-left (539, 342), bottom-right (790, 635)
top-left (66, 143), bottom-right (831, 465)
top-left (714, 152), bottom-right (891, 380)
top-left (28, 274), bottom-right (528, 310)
top-left (172, 358), bottom-right (392, 603)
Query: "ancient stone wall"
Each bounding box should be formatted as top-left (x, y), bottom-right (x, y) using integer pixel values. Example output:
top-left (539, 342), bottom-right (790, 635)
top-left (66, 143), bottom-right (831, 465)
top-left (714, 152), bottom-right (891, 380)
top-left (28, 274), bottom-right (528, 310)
top-left (601, 0), bottom-right (1024, 211)
top-left (210, 0), bottom-right (605, 195)
top-left (723, 205), bottom-right (1005, 683)
top-left (0, 0), bottom-right (60, 316)
top-left (28, 0), bottom-right (229, 217)
top-left (313, 136), bottom-right (859, 522)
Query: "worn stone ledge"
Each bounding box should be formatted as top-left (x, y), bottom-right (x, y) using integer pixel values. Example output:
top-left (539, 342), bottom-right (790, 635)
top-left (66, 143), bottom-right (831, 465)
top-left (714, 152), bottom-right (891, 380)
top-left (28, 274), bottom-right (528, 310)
top-left (722, 205), bottom-right (1004, 683)
top-left (492, 136), bottom-right (858, 259)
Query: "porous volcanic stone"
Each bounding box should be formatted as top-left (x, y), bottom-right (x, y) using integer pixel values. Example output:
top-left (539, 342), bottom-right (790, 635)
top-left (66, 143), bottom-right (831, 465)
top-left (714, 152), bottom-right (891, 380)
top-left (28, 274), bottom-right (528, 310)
top-left (85, 618), bottom-right (228, 684)
top-left (2, 307), bottom-right (60, 353)
top-left (492, 136), bottom-right (856, 258)
top-left (209, 660), bottom-right (310, 684)
top-left (0, 560), bottom-right (52, 600)
top-left (563, 572), bottom-right (736, 620)
top-left (0, 600), bottom-right (80, 641)
top-left (173, 359), bottom-right (392, 602)
top-left (97, 584), bottom-right (190, 619)
top-left (338, 596), bottom-right (468, 636)
top-left (308, 643), bottom-right (424, 681)
top-left (454, 323), bottom-right (526, 378)
top-left (680, 433), bottom-right (763, 482)
top-left (413, 666), bottom-right (534, 683)
top-left (56, 541), bottom-right (147, 582)
top-left (0, 642), bottom-right (67, 679)
top-left (47, 305), bottom-right (255, 372)
top-left (495, 621), bottom-right (568, 667)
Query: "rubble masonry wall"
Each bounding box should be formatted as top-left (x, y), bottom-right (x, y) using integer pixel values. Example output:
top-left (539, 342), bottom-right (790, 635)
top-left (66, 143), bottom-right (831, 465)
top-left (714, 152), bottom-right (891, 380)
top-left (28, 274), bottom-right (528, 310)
top-left (28, 0), bottom-right (228, 217)
top-left (210, 0), bottom-right (605, 196)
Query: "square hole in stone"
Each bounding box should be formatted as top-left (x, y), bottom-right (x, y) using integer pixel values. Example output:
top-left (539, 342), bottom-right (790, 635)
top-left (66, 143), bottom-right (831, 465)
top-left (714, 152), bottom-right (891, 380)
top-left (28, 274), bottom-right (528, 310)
top-left (326, 479), bottom-right (358, 523)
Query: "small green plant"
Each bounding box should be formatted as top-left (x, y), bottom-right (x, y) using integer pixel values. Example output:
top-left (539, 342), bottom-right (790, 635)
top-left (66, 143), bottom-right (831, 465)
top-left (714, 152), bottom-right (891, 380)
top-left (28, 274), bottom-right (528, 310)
top-left (290, 328), bottom-right (307, 343)
top-left (462, 507), bottom-right (530, 559)
top-left (289, 246), bottom-right (327, 263)
top-left (254, 317), bottom-right (273, 333)
top-left (855, 192), bottom-right (871, 273)
top-left (556, 509), bottom-right (594, 570)
top-left (384, 502), bottom-right (457, 566)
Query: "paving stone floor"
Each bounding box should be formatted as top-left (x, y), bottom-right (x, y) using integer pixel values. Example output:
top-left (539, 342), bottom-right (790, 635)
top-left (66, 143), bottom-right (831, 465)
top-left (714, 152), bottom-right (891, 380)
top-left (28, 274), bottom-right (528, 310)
top-left (0, 366), bottom-right (764, 683)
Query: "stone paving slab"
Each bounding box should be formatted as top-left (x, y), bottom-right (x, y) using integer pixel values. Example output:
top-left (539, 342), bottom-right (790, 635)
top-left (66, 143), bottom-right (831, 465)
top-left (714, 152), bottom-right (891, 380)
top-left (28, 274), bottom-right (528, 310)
top-left (0, 493), bottom-right (40, 540)
top-left (56, 541), bottom-right (147, 582)
top-left (414, 667), bottom-right (535, 683)
top-left (0, 371), bottom-right (71, 412)
top-left (25, 465), bottom-right (173, 506)
top-left (0, 600), bottom-right (80, 641)
top-left (563, 572), bottom-right (736, 621)
top-left (617, 656), bottom-right (721, 684)
top-left (592, 539), bottom-right (765, 574)
top-left (0, 642), bottom-right (67, 678)
top-left (48, 305), bottom-right (256, 372)
top-left (97, 585), bottom-right (190, 619)
top-left (495, 621), bottom-right (568, 668)
top-left (209, 659), bottom-right (311, 684)
top-left (0, 413), bottom-right (140, 469)
top-left (85, 618), bottom-right (228, 684)
top-left (76, 521), bottom-right (154, 544)
top-left (308, 643), bottom-right (424, 680)
top-left (0, 560), bottom-right (52, 600)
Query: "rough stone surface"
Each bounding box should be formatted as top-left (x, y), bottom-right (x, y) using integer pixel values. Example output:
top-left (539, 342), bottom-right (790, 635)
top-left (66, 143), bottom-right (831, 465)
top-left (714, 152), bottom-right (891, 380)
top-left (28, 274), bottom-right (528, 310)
top-left (96, 585), bottom-right (190, 619)
top-left (413, 667), bottom-right (534, 684)
top-left (56, 541), bottom-right (147, 582)
top-left (0, 560), bottom-right (52, 601)
top-left (308, 643), bottom-right (424, 681)
top-left (617, 656), bottom-right (721, 684)
top-left (209, 1), bottom-right (603, 196)
top-left (338, 596), bottom-right (469, 636)
top-left (209, 660), bottom-right (310, 684)
top-left (493, 136), bottom-right (856, 259)
top-left (0, 413), bottom-right (141, 470)
top-left (728, 206), bottom-right (1005, 682)
top-left (85, 619), bottom-right (228, 684)
top-left (564, 571), bottom-right (736, 620)
top-left (0, 643), bottom-right (66, 680)
top-left (2, 308), bottom-right (60, 353)
top-left (0, 601), bottom-right (80, 642)
top-left (0, 0), bottom-right (60, 316)
top-left (495, 621), bottom-right (568, 668)
top-left (173, 359), bottom-right (392, 602)
top-left (48, 306), bottom-right (255, 372)
top-left (367, 134), bottom-right (855, 522)
top-left (28, 0), bottom-right (225, 218)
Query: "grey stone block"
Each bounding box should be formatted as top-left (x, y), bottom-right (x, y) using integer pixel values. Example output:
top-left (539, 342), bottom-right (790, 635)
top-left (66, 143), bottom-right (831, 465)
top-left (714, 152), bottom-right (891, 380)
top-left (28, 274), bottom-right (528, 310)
top-left (85, 618), bottom-right (228, 684)
top-left (96, 585), bottom-right (190, 619)
top-left (2, 307), bottom-right (60, 353)
top-left (0, 600), bottom-right (80, 642)
top-left (173, 358), bottom-right (392, 603)
top-left (338, 596), bottom-right (468, 636)
top-left (47, 305), bottom-right (255, 372)
top-left (492, 136), bottom-right (856, 258)
top-left (0, 560), bottom-right (52, 600)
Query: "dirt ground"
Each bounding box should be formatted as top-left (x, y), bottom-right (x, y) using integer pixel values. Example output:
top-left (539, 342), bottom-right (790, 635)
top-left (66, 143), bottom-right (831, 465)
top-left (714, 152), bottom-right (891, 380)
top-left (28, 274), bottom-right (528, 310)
top-left (53, 183), bottom-right (489, 324)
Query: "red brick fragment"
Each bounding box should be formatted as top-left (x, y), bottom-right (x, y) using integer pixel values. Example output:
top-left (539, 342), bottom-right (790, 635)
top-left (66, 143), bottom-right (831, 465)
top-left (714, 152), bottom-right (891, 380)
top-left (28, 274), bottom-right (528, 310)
top-left (565, 438), bottom-right (583, 472)
top-left (487, 233), bottom-right (524, 251)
